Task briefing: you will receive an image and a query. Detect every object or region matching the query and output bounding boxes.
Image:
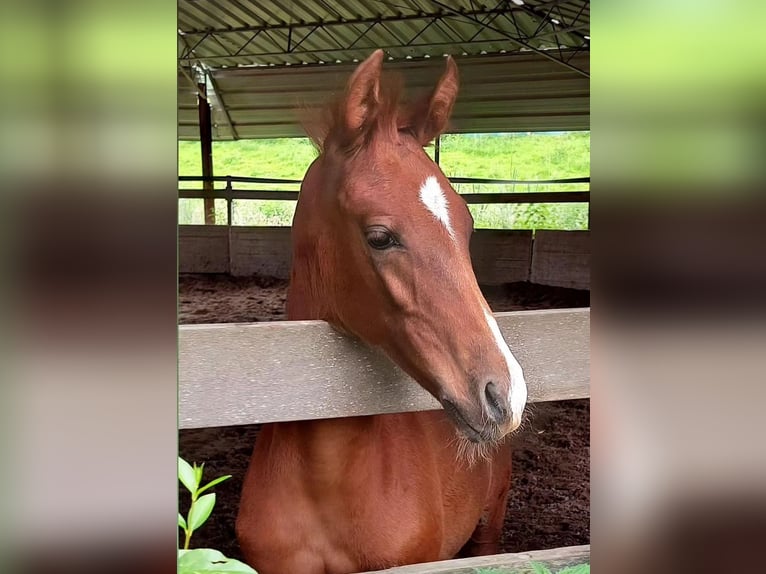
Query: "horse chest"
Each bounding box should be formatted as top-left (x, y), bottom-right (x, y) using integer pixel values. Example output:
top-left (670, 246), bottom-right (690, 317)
top-left (239, 415), bottom-right (491, 572)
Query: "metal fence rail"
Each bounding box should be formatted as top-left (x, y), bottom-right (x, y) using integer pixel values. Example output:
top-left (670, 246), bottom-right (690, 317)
top-left (178, 175), bottom-right (590, 225)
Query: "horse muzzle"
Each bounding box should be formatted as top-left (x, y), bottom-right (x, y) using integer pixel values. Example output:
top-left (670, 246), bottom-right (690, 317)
top-left (440, 396), bottom-right (505, 444)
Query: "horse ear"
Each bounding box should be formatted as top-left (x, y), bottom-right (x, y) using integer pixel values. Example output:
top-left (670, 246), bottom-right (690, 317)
top-left (343, 50), bottom-right (385, 134)
top-left (412, 56), bottom-right (459, 145)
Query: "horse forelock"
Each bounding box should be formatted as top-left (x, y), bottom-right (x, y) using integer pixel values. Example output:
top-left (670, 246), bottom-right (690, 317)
top-left (302, 72), bottom-right (428, 155)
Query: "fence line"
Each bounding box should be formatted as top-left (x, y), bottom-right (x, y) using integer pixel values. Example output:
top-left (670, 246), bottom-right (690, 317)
top-left (179, 189), bottom-right (589, 205)
top-left (179, 308), bottom-right (589, 429)
top-left (179, 174), bottom-right (590, 225)
top-left (179, 175), bottom-right (590, 186)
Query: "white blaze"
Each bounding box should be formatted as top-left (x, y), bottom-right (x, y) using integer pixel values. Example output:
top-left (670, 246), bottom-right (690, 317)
top-left (484, 309), bottom-right (528, 427)
top-left (419, 176), bottom-right (454, 239)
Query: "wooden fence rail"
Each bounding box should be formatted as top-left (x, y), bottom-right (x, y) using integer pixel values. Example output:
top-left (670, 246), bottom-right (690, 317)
top-left (179, 308), bottom-right (589, 429)
top-left (360, 544), bottom-right (590, 574)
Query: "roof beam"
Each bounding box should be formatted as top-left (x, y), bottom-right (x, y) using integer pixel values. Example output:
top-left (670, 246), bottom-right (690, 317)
top-left (205, 70), bottom-right (239, 140)
top-left (179, 38), bottom-right (570, 63)
top-left (516, 1), bottom-right (590, 44)
top-left (426, 0), bottom-right (589, 78)
top-left (178, 8), bottom-right (515, 36)
top-left (176, 2), bottom-right (589, 71)
top-left (178, 65), bottom-right (207, 101)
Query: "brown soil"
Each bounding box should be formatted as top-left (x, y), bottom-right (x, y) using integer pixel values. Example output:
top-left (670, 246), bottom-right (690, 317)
top-left (179, 274), bottom-right (590, 560)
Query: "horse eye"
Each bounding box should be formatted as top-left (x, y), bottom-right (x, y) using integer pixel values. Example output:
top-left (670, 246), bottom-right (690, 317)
top-left (366, 228), bottom-right (398, 250)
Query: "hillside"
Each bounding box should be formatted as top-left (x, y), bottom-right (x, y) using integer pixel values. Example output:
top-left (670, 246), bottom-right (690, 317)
top-left (178, 131), bottom-right (590, 229)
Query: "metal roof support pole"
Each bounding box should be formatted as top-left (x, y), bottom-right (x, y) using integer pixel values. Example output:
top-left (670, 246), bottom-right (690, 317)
top-left (198, 81), bottom-right (216, 225)
top-left (434, 135), bottom-right (441, 165)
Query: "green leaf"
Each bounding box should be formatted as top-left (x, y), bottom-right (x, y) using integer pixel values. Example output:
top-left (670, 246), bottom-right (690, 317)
top-left (197, 474), bottom-right (232, 496)
top-left (188, 493), bottom-right (216, 531)
top-left (178, 513), bottom-right (187, 530)
top-left (178, 548), bottom-right (258, 573)
top-left (179, 457), bottom-right (198, 493)
top-left (530, 563), bottom-right (552, 574)
top-left (194, 462), bottom-right (205, 486)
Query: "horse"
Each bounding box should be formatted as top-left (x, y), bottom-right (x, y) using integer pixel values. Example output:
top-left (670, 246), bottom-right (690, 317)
top-left (236, 50), bottom-right (528, 574)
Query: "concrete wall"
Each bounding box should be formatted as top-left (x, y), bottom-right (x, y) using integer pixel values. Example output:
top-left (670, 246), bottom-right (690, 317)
top-left (229, 227), bottom-right (292, 278)
top-left (470, 230), bottom-right (533, 285)
top-left (530, 230), bottom-right (590, 290)
top-left (178, 226), bottom-right (229, 273)
top-left (179, 226), bottom-right (590, 290)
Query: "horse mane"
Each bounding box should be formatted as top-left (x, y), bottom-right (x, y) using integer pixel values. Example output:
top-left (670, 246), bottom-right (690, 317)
top-left (302, 72), bottom-right (426, 154)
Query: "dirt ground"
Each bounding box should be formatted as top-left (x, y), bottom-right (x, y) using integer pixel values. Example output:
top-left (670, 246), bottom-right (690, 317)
top-left (179, 274), bottom-right (590, 560)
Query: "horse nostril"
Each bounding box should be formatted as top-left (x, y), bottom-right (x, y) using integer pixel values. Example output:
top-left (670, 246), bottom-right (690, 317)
top-left (483, 381), bottom-right (509, 424)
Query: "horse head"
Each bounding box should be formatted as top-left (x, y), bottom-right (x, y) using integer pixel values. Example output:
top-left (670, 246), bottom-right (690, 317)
top-left (289, 50), bottom-right (527, 444)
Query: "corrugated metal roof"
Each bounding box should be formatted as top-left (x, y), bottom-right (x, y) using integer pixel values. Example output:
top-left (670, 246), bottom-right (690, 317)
top-left (178, 1), bottom-right (589, 139)
top-left (179, 51), bottom-right (588, 139)
top-left (178, 0), bottom-right (588, 70)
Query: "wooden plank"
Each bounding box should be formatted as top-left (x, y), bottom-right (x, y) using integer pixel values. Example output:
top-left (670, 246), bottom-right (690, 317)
top-left (178, 225), bottom-right (229, 273)
top-left (179, 308), bottom-right (589, 429)
top-left (360, 545), bottom-right (589, 574)
top-left (531, 230), bottom-right (590, 290)
top-left (470, 230), bottom-right (532, 284)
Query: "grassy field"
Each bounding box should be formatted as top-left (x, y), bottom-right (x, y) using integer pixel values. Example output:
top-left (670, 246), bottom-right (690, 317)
top-left (178, 131), bottom-right (589, 229)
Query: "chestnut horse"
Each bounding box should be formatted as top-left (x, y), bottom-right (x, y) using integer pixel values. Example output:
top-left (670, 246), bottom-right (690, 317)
top-left (236, 50), bottom-right (527, 574)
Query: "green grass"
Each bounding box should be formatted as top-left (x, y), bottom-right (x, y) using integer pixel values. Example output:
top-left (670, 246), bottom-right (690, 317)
top-left (178, 132), bottom-right (590, 229)
top-left (475, 562), bottom-right (590, 574)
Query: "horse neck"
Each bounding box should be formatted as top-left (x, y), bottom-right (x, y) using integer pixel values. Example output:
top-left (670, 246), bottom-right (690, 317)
top-left (286, 157), bottom-right (341, 323)
top-left (279, 160), bottom-right (387, 460)
top-left (285, 258), bottom-right (323, 321)
top-left (286, 230), bottom-right (339, 322)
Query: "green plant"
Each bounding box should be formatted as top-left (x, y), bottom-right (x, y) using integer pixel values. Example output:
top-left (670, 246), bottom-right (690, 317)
top-left (178, 548), bottom-right (257, 573)
top-left (178, 456), bottom-right (232, 550)
top-left (178, 457), bottom-right (257, 573)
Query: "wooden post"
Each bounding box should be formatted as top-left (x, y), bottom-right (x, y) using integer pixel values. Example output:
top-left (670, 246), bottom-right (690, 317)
top-left (434, 135), bottom-right (441, 165)
top-left (225, 176), bottom-right (233, 226)
top-left (198, 81), bottom-right (215, 225)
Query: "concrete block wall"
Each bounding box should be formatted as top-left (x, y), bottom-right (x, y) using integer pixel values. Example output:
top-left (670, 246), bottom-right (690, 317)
top-left (178, 226), bottom-right (229, 273)
top-left (229, 227), bottom-right (292, 278)
top-left (530, 230), bottom-right (590, 290)
top-left (178, 226), bottom-right (590, 290)
top-left (470, 230), bottom-right (533, 285)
